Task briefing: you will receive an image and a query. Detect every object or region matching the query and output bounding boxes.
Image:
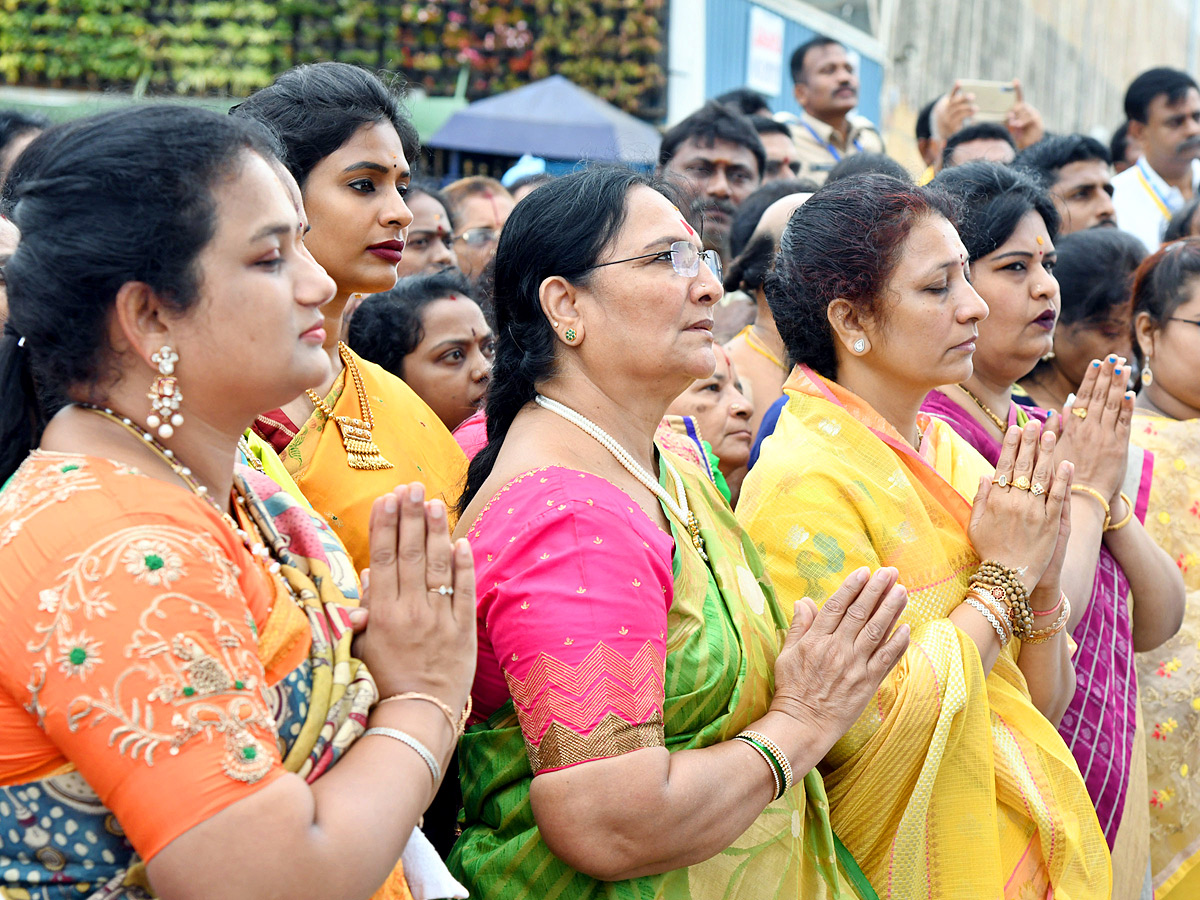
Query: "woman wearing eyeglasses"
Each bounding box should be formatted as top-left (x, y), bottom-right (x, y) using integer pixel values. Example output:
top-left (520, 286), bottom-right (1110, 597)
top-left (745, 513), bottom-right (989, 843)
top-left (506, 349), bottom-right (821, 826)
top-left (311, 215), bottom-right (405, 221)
top-left (447, 165), bottom-right (913, 899)
top-left (443, 176), bottom-right (515, 282)
top-left (1128, 238), bottom-right (1200, 899)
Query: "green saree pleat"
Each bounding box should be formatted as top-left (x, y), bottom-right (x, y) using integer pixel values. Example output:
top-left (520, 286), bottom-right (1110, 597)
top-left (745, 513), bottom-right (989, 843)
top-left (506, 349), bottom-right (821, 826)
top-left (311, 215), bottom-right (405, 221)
top-left (448, 452), bottom-right (864, 899)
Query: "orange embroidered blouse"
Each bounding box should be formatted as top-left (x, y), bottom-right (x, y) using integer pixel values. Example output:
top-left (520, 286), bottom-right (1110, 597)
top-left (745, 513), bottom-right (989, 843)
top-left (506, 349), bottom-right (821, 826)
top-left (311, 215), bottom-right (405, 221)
top-left (0, 453), bottom-right (311, 861)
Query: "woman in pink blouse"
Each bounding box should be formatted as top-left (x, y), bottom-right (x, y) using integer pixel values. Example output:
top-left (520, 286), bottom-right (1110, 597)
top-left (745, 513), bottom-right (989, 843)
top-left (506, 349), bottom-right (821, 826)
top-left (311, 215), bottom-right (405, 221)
top-left (446, 166), bottom-right (912, 899)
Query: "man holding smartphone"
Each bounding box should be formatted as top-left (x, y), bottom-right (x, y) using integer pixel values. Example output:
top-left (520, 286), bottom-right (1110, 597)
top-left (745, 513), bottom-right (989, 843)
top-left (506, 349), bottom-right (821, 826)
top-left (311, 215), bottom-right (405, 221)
top-left (778, 36), bottom-right (884, 185)
top-left (1111, 67), bottom-right (1200, 250)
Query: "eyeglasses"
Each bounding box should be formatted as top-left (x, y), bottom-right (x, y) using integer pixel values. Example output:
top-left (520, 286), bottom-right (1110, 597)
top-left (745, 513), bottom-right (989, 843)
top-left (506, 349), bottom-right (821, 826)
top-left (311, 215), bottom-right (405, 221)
top-left (455, 227), bottom-right (499, 247)
top-left (1169, 316), bottom-right (1200, 327)
top-left (588, 240), bottom-right (723, 282)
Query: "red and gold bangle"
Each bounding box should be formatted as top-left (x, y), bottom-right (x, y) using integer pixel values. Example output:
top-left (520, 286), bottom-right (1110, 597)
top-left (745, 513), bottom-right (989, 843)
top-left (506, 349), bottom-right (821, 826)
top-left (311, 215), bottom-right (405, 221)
top-left (1033, 592), bottom-right (1066, 618)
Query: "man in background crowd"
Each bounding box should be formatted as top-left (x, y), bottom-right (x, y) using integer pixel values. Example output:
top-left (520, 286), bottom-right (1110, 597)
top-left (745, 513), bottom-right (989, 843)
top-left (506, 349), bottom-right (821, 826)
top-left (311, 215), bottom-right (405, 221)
top-left (1016, 134), bottom-right (1116, 234)
top-left (1112, 67), bottom-right (1200, 249)
top-left (780, 36), bottom-right (884, 184)
top-left (659, 101), bottom-right (764, 263)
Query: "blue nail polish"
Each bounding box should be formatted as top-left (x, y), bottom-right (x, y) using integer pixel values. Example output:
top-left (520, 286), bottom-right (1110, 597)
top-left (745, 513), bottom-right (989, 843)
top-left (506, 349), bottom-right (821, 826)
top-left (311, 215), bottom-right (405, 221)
top-left (1108, 355), bottom-right (1117, 362)
top-left (1114, 366), bottom-right (1122, 375)
top-left (1092, 360), bottom-right (1101, 368)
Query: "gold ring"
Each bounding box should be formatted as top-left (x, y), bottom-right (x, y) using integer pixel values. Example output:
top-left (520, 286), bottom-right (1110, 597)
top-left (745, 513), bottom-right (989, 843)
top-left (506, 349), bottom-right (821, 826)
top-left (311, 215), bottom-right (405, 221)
top-left (1030, 482), bottom-right (1046, 496)
top-left (1071, 406), bottom-right (1088, 419)
top-left (992, 474), bottom-right (1010, 488)
top-left (427, 585), bottom-right (454, 597)
top-left (1013, 476), bottom-right (1031, 491)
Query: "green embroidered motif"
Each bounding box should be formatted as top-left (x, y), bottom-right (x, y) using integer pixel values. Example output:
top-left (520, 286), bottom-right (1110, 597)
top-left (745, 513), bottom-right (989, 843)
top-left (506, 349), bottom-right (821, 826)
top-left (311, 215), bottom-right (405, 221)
top-left (143, 554), bottom-right (164, 571)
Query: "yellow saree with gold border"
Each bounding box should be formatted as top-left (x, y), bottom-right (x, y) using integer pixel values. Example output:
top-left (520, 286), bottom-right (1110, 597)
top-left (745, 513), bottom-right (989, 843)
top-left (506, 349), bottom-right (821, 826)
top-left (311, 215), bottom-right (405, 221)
top-left (737, 367), bottom-right (1111, 899)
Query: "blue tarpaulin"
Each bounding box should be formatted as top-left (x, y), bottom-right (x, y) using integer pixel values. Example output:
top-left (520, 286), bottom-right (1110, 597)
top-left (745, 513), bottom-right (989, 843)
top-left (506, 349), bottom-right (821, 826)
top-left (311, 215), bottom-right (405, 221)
top-left (428, 75), bottom-right (661, 164)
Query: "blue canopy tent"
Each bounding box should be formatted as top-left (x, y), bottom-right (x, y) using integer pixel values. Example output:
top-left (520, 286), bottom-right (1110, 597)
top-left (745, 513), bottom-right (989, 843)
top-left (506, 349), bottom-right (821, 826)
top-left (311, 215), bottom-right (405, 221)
top-left (427, 74), bottom-right (661, 178)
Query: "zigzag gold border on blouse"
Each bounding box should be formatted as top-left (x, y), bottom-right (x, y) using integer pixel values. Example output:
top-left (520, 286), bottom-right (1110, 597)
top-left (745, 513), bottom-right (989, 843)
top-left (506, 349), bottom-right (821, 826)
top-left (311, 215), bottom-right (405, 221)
top-left (526, 711), bottom-right (665, 773)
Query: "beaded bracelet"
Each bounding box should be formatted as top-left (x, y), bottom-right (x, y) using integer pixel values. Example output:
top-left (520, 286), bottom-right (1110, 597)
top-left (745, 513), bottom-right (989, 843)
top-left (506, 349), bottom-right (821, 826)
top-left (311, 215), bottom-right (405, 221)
top-left (964, 596), bottom-right (1010, 646)
top-left (363, 727), bottom-right (441, 785)
top-left (1022, 595), bottom-right (1072, 644)
top-left (739, 730), bottom-right (794, 799)
top-left (1106, 492), bottom-right (1134, 533)
top-left (378, 692), bottom-right (473, 737)
top-left (733, 735), bottom-right (782, 799)
top-left (972, 560), bottom-right (1035, 639)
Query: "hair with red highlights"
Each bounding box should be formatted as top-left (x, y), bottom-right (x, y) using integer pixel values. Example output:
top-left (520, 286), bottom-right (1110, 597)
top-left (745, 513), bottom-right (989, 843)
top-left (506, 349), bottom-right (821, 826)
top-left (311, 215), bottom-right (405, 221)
top-left (765, 174), bottom-right (957, 380)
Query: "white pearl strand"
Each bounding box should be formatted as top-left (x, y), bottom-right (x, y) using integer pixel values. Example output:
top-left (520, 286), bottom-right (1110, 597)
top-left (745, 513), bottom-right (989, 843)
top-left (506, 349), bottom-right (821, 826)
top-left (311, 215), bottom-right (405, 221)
top-left (534, 394), bottom-right (708, 561)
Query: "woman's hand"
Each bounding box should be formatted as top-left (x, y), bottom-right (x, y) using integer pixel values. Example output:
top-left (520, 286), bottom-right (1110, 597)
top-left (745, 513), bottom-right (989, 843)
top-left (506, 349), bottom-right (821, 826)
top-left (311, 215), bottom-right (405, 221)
top-left (968, 422), bottom-right (1072, 593)
top-left (357, 483), bottom-right (477, 708)
top-left (1052, 355), bottom-right (1134, 503)
top-left (1029, 462), bottom-right (1074, 610)
top-left (769, 568), bottom-right (909, 749)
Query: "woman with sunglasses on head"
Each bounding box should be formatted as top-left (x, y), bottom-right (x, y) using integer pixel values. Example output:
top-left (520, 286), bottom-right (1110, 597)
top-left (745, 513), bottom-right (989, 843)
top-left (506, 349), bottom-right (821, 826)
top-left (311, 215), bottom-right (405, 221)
top-left (1127, 238), bottom-right (1200, 899)
top-left (232, 63), bottom-right (468, 573)
top-left (0, 106), bottom-right (475, 900)
top-left (449, 165), bottom-right (913, 899)
top-left (739, 174), bottom-right (1110, 898)
top-left (920, 164), bottom-right (1181, 898)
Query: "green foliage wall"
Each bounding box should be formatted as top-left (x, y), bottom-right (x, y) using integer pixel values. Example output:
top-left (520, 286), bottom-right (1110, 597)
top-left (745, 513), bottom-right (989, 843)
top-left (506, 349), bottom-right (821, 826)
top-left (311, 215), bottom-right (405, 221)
top-left (0, 0), bottom-right (667, 119)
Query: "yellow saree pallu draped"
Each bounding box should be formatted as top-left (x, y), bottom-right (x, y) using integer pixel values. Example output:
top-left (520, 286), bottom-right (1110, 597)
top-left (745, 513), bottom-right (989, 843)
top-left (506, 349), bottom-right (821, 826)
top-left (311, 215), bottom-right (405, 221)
top-left (736, 367), bottom-right (1111, 899)
top-left (1131, 411), bottom-right (1200, 899)
top-left (269, 345), bottom-right (468, 572)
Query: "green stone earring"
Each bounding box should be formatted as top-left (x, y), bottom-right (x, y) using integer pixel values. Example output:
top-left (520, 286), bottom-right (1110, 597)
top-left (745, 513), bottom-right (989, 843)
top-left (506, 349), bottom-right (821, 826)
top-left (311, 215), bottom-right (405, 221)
top-left (564, 328), bottom-right (577, 342)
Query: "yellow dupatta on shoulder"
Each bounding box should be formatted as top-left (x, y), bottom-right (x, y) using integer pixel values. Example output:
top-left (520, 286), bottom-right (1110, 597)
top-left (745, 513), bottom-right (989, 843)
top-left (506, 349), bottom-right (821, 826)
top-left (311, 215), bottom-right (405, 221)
top-left (736, 367), bottom-right (1110, 900)
top-left (279, 346), bottom-right (468, 572)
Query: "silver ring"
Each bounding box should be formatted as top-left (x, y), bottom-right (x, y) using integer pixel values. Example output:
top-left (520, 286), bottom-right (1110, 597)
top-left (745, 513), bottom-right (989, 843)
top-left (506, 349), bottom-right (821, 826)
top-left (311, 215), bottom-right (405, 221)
top-left (428, 585), bottom-right (454, 597)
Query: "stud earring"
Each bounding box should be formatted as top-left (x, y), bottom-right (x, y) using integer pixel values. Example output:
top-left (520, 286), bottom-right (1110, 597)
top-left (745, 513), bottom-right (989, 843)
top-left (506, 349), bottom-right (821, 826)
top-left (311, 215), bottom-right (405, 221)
top-left (564, 328), bottom-right (577, 342)
top-left (551, 319), bottom-right (560, 328)
top-left (852, 338), bottom-right (867, 354)
top-left (147, 346), bottom-right (183, 439)
top-left (1141, 365), bottom-right (1154, 387)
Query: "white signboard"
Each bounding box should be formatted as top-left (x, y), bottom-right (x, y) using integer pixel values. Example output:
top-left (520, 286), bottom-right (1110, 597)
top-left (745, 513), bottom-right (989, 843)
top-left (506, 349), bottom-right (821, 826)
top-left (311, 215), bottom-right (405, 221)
top-left (746, 6), bottom-right (785, 97)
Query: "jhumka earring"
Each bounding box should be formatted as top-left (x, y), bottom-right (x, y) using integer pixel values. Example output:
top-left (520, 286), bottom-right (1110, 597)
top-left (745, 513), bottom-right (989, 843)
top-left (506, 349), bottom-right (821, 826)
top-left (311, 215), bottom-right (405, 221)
top-left (147, 346), bottom-right (183, 439)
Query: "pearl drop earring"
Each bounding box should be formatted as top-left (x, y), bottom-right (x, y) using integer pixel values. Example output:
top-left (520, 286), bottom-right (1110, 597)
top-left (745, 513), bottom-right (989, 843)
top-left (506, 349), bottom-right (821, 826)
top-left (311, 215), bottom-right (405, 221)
top-left (147, 346), bottom-right (183, 439)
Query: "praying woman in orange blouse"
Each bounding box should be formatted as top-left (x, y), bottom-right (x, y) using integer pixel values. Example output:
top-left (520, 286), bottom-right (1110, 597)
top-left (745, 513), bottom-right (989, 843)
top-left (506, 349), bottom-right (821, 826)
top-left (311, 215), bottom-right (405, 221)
top-left (0, 106), bottom-right (476, 900)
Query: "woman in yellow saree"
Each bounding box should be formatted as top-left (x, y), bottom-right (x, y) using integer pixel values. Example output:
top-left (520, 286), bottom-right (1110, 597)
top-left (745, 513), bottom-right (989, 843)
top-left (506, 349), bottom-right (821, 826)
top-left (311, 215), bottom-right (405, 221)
top-left (232, 63), bottom-right (468, 571)
top-left (1129, 237), bottom-right (1200, 898)
top-left (738, 175), bottom-right (1111, 898)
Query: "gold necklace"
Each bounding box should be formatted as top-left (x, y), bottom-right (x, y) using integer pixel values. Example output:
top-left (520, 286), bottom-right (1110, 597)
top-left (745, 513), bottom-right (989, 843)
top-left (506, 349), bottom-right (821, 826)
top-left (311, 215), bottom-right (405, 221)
top-left (957, 383), bottom-right (1008, 432)
top-left (742, 325), bottom-right (786, 370)
top-left (306, 343), bottom-right (394, 471)
top-left (78, 405), bottom-right (286, 587)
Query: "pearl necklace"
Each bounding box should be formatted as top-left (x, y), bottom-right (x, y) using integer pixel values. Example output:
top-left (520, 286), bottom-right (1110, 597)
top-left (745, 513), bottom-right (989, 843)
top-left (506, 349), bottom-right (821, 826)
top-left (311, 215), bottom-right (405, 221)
top-left (78, 405), bottom-right (285, 582)
top-left (535, 394), bottom-right (708, 561)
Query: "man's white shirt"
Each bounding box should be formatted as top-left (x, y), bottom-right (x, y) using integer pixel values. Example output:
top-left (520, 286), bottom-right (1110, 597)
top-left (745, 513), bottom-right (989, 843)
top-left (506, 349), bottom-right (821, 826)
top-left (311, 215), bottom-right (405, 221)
top-left (1112, 156), bottom-right (1200, 250)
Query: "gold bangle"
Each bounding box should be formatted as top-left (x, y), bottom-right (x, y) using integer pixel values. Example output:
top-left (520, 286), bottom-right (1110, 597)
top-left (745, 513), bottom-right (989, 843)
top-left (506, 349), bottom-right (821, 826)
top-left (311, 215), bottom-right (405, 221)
top-left (377, 692), bottom-right (472, 737)
top-left (1023, 595), bottom-right (1072, 644)
top-left (1105, 492), bottom-right (1134, 532)
top-left (1070, 484), bottom-right (1111, 529)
